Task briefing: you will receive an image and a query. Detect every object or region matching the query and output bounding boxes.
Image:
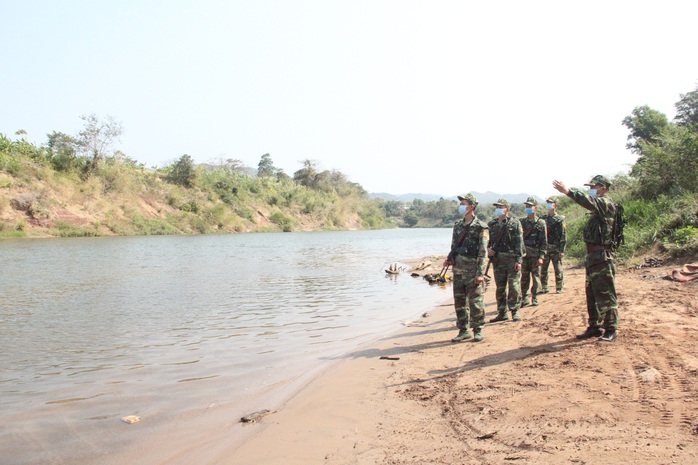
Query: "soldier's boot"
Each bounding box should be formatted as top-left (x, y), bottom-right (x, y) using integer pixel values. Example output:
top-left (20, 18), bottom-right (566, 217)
top-left (556, 287), bottom-right (563, 294)
top-left (531, 296), bottom-right (539, 306)
top-left (520, 296), bottom-right (530, 307)
top-left (576, 327), bottom-right (603, 339)
top-left (489, 312), bottom-right (509, 323)
top-left (599, 329), bottom-right (618, 343)
top-left (511, 310), bottom-right (521, 322)
top-left (451, 329), bottom-right (472, 343)
top-left (473, 329), bottom-right (484, 342)
top-left (540, 288), bottom-right (549, 294)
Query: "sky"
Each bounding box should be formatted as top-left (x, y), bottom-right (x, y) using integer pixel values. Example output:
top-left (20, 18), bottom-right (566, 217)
top-left (2, 0), bottom-right (698, 200)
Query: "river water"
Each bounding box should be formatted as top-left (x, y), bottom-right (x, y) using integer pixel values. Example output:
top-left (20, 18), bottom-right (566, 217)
top-left (0, 228), bottom-right (452, 464)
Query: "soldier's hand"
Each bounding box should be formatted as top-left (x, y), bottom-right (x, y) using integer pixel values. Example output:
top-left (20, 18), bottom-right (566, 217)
top-left (552, 180), bottom-right (569, 194)
top-left (487, 247), bottom-right (495, 257)
top-left (475, 276), bottom-right (484, 285)
top-left (443, 259), bottom-right (453, 267)
top-left (537, 258), bottom-right (544, 267)
top-left (515, 263), bottom-right (522, 272)
top-left (560, 252), bottom-right (565, 259)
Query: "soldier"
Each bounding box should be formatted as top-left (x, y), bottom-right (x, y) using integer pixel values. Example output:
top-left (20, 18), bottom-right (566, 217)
top-left (444, 193), bottom-right (489, 342)
top-left (541, 197), bottom-right (567, 294)
top-left (552, 175), bottom-right (619, 342)
top-left (520, 197), bottom-right (547, 307)
top-left (487, 199), bottom-right (524, 323)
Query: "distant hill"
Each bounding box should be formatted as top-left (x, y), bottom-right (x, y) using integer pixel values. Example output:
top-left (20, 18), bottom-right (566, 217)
top-left (369, 191), bottom-right (544, 205)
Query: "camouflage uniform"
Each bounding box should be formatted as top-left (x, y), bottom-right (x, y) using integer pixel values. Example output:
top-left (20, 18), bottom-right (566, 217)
top-left (566, 176), bottom-right (618, 335)
top-left (541, 198), bottom-right (567, 293)
top-left (520, 197), bottom-right (547, 306)
top-left (487, 199), bottom-right (524, 321)
top-left (449, 198), bottom-right (489, 337)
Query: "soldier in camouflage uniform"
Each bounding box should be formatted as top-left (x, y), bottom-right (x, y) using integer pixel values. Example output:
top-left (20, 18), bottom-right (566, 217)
top-left (553, 175), bottom-right (618, 342)
top-left (520, 197), bottom-right (547, 307)
top-left (541, 197), bottom-right (567, 294)
top-left (444, 193), bottom-right (489, 342)
top-left (487, 199), bottom-right (524, 323)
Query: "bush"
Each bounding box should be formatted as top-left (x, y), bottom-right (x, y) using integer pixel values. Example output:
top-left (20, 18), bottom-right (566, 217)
top-left (57, 223), bottom-right (99, 237)
top-left (131, 216), bottom-right (180, 235)
top-left (270, 211), bottom-right (295, 232)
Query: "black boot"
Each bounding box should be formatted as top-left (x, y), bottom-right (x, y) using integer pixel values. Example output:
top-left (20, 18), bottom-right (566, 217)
top-left (576, 327), bottom-right (603, 339)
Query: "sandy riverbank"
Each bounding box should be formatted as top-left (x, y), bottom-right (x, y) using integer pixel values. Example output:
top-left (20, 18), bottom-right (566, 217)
top-left (220, 256), bottom-right (697, 464)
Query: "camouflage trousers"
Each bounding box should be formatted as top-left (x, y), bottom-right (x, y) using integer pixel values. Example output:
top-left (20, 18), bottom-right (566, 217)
top-left (452, 267), bottom-right (486, 331)
top-left (585, 251), bottom-right (618, 331)
top-left (541, 249), bottom-right (564, 292)
top-left (521, 248), bottom-right (542, 298)
top-left (492, 252), bottom-right (521, 315)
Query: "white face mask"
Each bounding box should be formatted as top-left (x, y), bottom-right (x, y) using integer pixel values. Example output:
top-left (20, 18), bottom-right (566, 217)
top-left (458, 204), bottom-right (467, 215)
top-left (588, 189), bottom-right (598, 198)
top-left (495, 208), bottom-right (505, 217)
top-left (546, 203), bottom-right (554, 210)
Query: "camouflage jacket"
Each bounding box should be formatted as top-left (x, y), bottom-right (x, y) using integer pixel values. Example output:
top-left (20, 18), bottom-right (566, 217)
top-left (520, 216), bottom-right (548, 260)
top-left (542, 213), bottom-right (567, 253)
top-left (487, 216), bottom-right (524, 263)
top-left (450, 216), bottom-right (489, 276)
top-left (567, 188), bottom-right (616, 246)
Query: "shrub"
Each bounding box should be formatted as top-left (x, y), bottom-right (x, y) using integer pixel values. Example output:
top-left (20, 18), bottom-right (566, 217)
top-left (57, 223), bottom-right (99, 237)
top-left (270, 211), bottom-right (295, 232)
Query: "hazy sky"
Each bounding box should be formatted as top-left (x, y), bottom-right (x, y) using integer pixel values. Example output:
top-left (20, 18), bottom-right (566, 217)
top-left (2, 0), bottom-right (697, 199)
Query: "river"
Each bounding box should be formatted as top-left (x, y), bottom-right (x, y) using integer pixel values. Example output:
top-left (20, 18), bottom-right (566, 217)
top-left (0, 228), bottom-right (452, 464)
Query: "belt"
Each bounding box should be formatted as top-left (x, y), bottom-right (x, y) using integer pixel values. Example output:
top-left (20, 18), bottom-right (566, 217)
top-left (586, 244), bottom-right (613, 253)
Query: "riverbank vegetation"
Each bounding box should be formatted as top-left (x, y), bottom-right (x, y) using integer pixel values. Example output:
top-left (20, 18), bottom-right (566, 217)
top-left (2, 84), bottom-right (697, 263)
top-left (0, 124), bottom-right (384, 237)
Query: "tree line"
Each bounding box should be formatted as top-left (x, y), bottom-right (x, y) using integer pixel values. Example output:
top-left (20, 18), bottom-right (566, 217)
top-left (2, 81), bottom-right (697, 260)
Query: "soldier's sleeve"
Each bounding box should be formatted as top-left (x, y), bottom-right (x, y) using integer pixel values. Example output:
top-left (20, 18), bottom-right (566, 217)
top-left (559, 216), bottom-right (567, 253)
top-left (568, 188), bottom-right (615, 218)
top-left (476, 224), bottom-right (489, 277)
top-left (513, 219), bottom-right (524, 263)
top-left (538, 218), bottom-right (548, 259)
top-left (566, 187), bottom-right (595, 211)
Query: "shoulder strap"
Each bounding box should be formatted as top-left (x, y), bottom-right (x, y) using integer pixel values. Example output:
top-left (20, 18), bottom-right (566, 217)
top-left (492, 223), bottom-right (506, 246)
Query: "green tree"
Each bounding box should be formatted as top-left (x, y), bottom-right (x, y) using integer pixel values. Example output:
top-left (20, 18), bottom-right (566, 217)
top-left (293, 159), bottom-right (319, 188)
top-left (257, 153), bottom-right (276, 177)
top-left (378, 199), bottom-right (405, 218)
top-left (404, 212), bottom-right (419, 227)
top-left (674, 85), bottom-right (698, 129)
top-left (167, 154), bottom-right (197, 187)
top-left (622, 105), bottom-right (670, 156)
top-left (622, 90), bottom-right (698, 199)
top-left (47, 131), bottom-right (80, 172)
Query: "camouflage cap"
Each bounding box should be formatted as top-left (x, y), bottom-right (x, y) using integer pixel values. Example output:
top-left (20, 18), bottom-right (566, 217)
top-left (493, 198), bottom-right (510, 208)
top-left (545, 197), bottom-right (557, 204)
top-left (457, 193), bottom-right (478, 205)
top-left (524, 196), bottom-right (538, 206)
top-left (584, 174), bottom-right (612, 188)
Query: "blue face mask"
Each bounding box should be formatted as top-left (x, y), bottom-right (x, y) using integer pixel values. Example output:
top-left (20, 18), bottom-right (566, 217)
top-left (495, 208), bottom-right (505, 217)
top-left (458, 204), bottom-right (467, 215)
top-left (588, 189), bottom-right (597, 198)
top-left (525, 207), bottom-right (535, 215)
top-left (546, 203), bottom-right (554, 210)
